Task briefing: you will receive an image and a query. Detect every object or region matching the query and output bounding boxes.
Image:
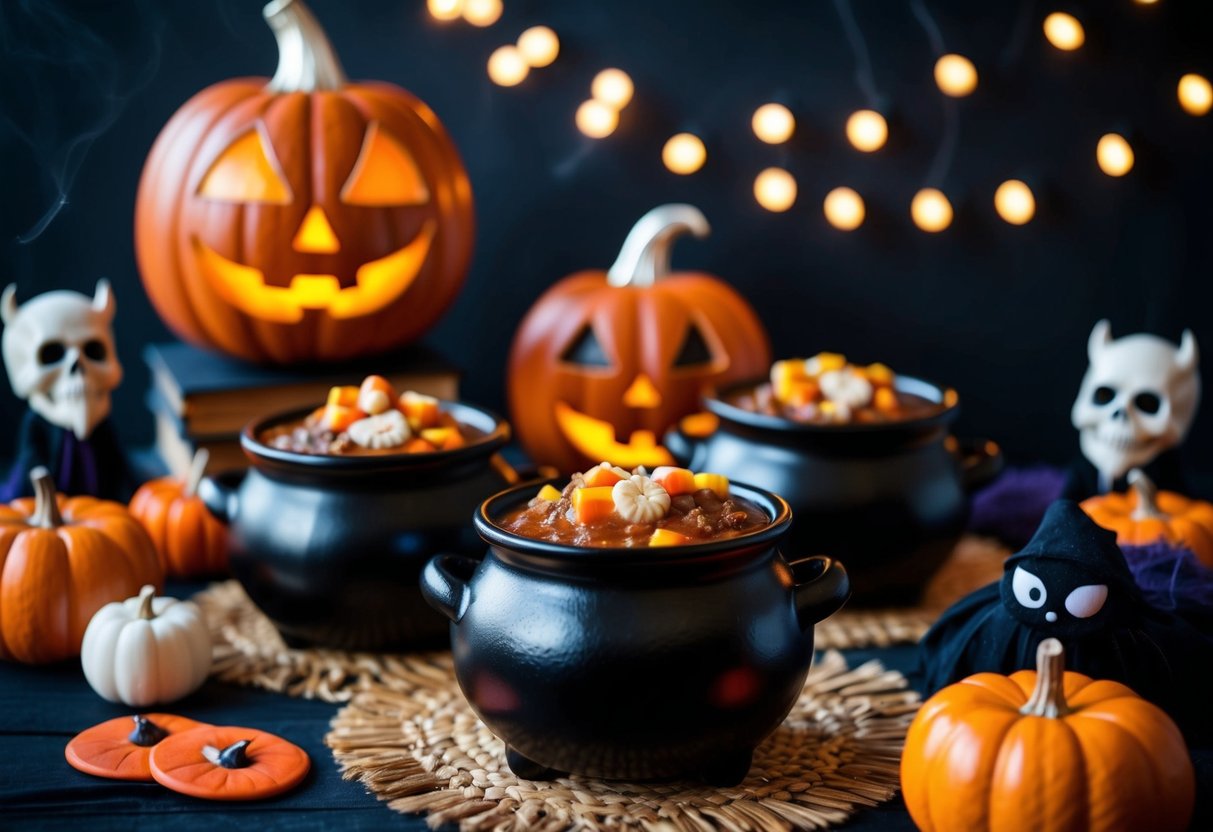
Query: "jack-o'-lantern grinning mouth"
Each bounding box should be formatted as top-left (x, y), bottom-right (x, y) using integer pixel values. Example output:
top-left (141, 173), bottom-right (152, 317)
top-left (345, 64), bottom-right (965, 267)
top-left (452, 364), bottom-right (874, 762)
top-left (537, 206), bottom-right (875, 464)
top-left (553, 400), bottom-right (675, 469)
top-left (193, 219), bottom-right (437, 324)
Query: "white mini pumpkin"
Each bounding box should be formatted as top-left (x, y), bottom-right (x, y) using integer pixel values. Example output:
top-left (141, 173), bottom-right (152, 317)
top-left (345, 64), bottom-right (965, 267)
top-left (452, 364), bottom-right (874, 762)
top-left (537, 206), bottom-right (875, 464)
top-left (81, 585), bottom-right (212, 706)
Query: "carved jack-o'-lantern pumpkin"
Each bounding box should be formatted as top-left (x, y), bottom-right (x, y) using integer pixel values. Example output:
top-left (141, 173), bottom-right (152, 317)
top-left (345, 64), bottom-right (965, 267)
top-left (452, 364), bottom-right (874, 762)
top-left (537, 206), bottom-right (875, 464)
top-left (135, 0), bottom-right (474, 364)
top-left (508, 204), bottom-right (771, 473)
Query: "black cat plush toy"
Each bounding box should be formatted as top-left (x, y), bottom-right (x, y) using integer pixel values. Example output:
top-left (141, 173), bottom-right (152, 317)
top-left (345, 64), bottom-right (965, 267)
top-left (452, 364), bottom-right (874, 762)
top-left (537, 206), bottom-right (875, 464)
top-left (921, 499), bottom-right (1213, 738)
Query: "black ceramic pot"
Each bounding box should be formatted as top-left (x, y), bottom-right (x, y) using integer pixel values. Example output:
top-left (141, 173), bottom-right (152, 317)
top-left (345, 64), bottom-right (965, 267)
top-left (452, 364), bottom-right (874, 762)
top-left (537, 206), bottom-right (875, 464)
top-left (664, 376), bottom-right (1001, 603)
top-left (199, 402), bottom-right (514, 651)
top-left (420, 480), bottom-right (850, 785)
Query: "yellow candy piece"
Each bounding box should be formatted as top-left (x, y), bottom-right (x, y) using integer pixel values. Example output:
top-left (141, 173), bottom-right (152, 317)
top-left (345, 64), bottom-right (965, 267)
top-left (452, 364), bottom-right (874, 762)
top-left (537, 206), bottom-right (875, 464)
top-left (649, 528), bottom-right (694, 547)
top-left (537, 484), bottom-right (562, 502)
top-left (693, 472), bottom-right (729, 498)
top-left (805, 352), bottom-right (846, 376)
top-left (572, 486), bottom-right (616, 523)
top-left (865, 363), bottom-right (895, 386)
top-left (770, 359), bottom-right (808, 401)
top-left (327, 385), bottom-right (359, 408)
top-left (874, 387), bottom-right (899, 413)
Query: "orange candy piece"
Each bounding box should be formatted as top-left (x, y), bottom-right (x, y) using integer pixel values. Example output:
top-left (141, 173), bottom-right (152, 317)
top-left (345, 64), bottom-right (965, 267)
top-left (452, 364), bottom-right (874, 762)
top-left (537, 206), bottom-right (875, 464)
top-left (649, 528), bottom-right (694, 547)
top-left (583, 462), bottom-right (628, 488)
top-left (420, 427), bottom-right (465, 450)
top-left (66, 713), bottom-right (207, 782)
top-left (651, 466), bottom-right (697, 496)
top-left (399, 390), bottom-right (441, 430)
top-left (536, 484), bottom-right (563, 502)
top-left (358, 375), bottom-right (397, 415)
top-left (693, 472), bottom-right (730, 498)
top-left (326, 385), bottom-right (359, 408)
top-left (149, 724), bottom-right (310, 801)
top-left (403, 438), bottom-right (436, 453)
top-left (572, 486), bottom-right (616, 523)
top-left (320, 403), bottom-right (362, 432)
top-left (874, 387), bottom-right (899, 413)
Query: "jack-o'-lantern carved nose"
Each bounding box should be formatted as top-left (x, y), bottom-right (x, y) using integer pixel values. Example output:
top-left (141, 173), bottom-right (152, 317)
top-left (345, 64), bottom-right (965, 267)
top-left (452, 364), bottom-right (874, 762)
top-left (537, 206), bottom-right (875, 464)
top-left (623, 373), bottom-right (662, 409)
top-left (292, 205), bottom-right (341, 254)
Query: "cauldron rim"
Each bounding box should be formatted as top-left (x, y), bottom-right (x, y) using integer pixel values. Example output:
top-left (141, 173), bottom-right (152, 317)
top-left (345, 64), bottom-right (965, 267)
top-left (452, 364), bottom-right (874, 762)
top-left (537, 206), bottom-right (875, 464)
top-left (705, 373), bottom-right (959, 435)
top-left (475, 478), bottom-right (793, 567)
top-left (240, 400), bottom-right (511, 472)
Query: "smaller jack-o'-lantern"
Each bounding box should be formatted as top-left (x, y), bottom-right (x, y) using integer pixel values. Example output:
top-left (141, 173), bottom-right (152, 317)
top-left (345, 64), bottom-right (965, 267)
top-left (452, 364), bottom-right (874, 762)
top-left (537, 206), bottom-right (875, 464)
top-left (508, 204), bottom-right (771, 473)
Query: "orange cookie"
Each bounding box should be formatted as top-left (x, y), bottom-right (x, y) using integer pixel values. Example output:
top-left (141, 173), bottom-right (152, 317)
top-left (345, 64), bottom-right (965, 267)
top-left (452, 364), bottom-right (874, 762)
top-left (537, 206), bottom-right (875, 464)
top-left (150, 725), bottom-right (310, 801)
top-left (66, 713), bottom-right (207, 781)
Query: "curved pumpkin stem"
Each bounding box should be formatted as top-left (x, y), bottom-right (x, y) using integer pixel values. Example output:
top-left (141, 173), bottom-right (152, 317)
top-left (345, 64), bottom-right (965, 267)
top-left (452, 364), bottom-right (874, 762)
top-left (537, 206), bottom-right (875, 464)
top-left (607, 204), bottom-right (710, 288)
top-left (137, 585), bottom-right (158, 620)
top-left (29, 466), bottom-right (63, 529)
top-left (264, 0), bottom-right (347, 93)
top-left (128, 715), bottom-right (169, 747)
top-left (1128, 468), bottom-right (1165, 521)
top-left (204, 740), bottom-right (253, 769)
top-left (1020, 638), bottom-right (1070, 718)
top-left (184, 448), bottom-right (210, 498)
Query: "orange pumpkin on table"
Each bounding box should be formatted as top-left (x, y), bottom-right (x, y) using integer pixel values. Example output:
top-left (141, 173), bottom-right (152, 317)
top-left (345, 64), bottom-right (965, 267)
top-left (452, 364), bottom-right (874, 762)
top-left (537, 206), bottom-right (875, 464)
top-left (508, 204), bottom-right (770, 473)
top-left (150, 725), bottom-right (310, 800)
top-left (1081, 468), bottom-right (1213, 567)
top-left (901, 638), bottom-right (1195, 832)
top-left (0, 468), bottom-right (162, 664)
top-left (135, 0), bottom-right (474, 364)
top-left (66, 714), bottom-right (206, 781)
top-left (130, 449), bottom-right (228, 577)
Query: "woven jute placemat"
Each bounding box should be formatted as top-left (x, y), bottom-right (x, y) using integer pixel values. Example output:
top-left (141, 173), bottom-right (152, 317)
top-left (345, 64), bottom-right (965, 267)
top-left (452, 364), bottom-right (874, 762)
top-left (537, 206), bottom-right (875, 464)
top-left (325, 650), bottom-right (920, 831)
top-left (194, 535), bottom-right (1007, 703)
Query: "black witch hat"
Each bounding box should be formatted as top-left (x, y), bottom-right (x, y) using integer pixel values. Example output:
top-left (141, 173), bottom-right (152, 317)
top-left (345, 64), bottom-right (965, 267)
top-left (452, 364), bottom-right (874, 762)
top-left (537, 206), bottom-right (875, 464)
top-left (1004, 500), bottom-right (1141, 598)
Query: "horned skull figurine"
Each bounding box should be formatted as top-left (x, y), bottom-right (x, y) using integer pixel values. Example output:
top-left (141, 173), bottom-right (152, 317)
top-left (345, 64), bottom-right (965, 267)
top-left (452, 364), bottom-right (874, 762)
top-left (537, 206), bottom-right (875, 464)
top-left (1071, 320), bottom-right (1200, 492)
top-left (1, 281), bottom-right (122, 441)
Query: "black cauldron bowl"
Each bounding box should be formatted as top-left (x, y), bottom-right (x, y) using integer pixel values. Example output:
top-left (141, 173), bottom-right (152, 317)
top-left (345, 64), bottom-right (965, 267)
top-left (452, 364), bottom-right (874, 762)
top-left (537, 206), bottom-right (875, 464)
top-left (665, 375), bottom-right (1001, 603)
top-left (420, 479), bottom-right (850, 785)
top-left (199, 402), bottom-right (515, 651)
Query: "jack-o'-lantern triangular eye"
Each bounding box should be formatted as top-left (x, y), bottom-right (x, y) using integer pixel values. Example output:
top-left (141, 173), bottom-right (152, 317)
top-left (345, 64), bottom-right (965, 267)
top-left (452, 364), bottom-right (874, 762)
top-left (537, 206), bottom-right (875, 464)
top-left (342, 122), bottom-right (430, 206)
top-left (198, 127), bottom-right (292, 204)
top-left (562, 326), bottom-right (612, 367)
top-left (673, 322), bottom-right (714, 367)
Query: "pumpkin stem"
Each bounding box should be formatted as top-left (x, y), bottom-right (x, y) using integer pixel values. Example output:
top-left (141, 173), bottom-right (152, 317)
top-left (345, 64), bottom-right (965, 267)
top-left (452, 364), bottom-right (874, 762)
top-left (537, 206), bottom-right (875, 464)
top-left (137, 585), bottom-right (158, 620)
top-left (29, 466), bottom-right (63, 529)
top-left (128, 715), bottom-right (170, 747)
top-left (606, 204), bottom-right (711, 288)
top-left (1128, 468), bottom-right (1165, 521)
top-left (203, 740), bottom-right (253, 769)
top-left (184, 448), bottom-right (210, 498)
top-left (263, 0), bottom-right (347, 93)
top-left (1020, 638), bottom-right (1070, 718)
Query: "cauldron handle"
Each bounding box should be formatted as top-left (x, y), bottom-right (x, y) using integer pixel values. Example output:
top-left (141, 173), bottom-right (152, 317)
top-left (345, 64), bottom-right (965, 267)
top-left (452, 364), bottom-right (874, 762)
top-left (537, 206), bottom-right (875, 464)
top-left (421, 554), bottom-right (477, 623)
top-left (786, 556), bottom-right (851, 629)
top-left (197, 469), bottom-right (246, 525)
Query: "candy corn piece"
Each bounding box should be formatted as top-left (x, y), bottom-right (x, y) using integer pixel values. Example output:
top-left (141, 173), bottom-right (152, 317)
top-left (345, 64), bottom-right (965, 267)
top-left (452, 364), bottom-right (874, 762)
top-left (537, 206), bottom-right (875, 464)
top-left (420, 427), bottom-right (465, 450)
top-left (804, 352), bottom-right (846, 376)
top-left (327, 385), bottom-right (359, 408)
top-left (403, 438), bottom-right (436, 453)
top-left (321, 404), bottom-right (362, 432)
top-left (583, 462), bottom-right (629, 488)
top-left (399, 390), bottom-right (441, 430)
top-left (572, 486), bottom-right (616, 523)
top-left (864, 363), bottom-right (895, 387)
top-left (770, 359), bottom-right (809, 402)
top-left (651, 466), bottom-right (697, 496)
top-left (873, 387), bottom-right (899, 413)
top-left (536, 484), bottom-right (563, 502)
top-left (649, 528), bottom-right (694, 547)
top-left (785, 379), bottom-right (820, 407)
top-left (358, 375), bottom-right (397, 415)
top-left (693, 472), bottom-right (729, 498)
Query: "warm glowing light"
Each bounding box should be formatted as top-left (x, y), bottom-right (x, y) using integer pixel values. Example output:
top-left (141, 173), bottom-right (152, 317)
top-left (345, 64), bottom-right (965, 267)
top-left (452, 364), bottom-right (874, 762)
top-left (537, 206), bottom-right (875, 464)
top-left (576, 99), bottom-right (619, 138)
top-left (517, 26), bottom-right (559, 67)
top-left (427, 0), bottom-right (463, 22)
top-left (1133, 0), bottom-right (1159, 5)
top-left (662, 133), bottom-right (706, 175)
top-left (462, 0), bottom-right (502, 27)
top-left (1043, 13), bottom-right (1084, 51)
top-left (911, 188), bottom-right (953, 233)
top-left (823, 187), bottom-right (865, 231)
top-left (292, 206), bottom-right (341, 253)
top-left (934, 54), bottom-right (978, 97)
top-left (846, 110), bottom-right (888, 152)
top-left (994, 180), bottom-right (1035, 225)
top-left (752, 103), bottom-right (795, 144)
top-left (754, 168), bottom-right (797, 212)
top-left (1096, 133), bottom-right (1134, 176)
top-left (487, 45), bottom-right (528, 87)
top-left (1178, 74), bottom-right (1212, 116)
top-left (591, 69), bottom-right (634, 109)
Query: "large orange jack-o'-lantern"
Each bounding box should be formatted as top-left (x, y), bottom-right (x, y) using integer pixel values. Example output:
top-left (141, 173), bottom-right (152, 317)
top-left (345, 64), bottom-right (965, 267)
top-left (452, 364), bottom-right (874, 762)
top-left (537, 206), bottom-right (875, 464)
top-left (508, 204), bottom-right (771, 473)
top-left (135, 0), bottom-right (474, 364)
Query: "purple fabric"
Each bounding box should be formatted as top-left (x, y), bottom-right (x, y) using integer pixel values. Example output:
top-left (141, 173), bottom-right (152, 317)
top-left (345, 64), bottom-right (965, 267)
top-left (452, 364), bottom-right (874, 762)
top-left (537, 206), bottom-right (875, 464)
top-left (967, 465), bottom-right (1068, 547)
top-left (58, 430), bottom-right (99, 496)
top-left (1123, 542), bottom-right (1213, 631)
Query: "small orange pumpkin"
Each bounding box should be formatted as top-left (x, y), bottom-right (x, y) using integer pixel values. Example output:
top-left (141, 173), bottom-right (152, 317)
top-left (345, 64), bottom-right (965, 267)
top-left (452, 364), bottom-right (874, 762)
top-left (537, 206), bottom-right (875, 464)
top-left (1081, 468), bottom-right (1213, 568)
top-left (130, 449), bottom-right (229, 577)
top-left (150, 725), bottom-right (310, 801)
top-left (0, 468), bottom-right (162, 663)
top-left (901, 638), bottom-right (1195, 832)
top-left (66, 714), bottom-right (207, 781)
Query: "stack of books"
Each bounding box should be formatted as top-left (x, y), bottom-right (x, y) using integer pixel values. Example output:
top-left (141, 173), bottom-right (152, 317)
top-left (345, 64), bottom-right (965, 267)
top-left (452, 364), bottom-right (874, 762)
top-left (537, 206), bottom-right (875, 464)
top-left (144, 342), bottom-right (460, 477)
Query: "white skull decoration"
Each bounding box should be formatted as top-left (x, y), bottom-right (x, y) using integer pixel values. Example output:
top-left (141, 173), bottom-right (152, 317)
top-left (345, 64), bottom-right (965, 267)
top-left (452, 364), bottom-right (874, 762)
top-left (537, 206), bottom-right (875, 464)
top-left (1071, 319), bottom-right (1200, 489)
top-left (1, 281), bottom-right (123, 440)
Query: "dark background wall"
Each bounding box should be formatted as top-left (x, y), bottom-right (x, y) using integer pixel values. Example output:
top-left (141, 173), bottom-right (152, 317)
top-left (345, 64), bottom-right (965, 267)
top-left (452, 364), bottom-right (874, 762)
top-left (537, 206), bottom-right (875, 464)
top-left (1, 0), bottom-right (1211, 468)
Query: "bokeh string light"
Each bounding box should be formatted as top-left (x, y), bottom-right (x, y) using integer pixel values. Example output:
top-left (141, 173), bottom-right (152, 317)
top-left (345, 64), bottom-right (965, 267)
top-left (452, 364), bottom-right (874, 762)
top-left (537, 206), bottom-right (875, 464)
top-left (427, 0), bottom-right (463, 22)
top-left (911, 188), bottom-right (953, 232)
top-left (1043, 12), bottom-right (1085, 51)
top-left (823, 187), bottom-right (865, 230)
top-left (994, 180), bottom-right (1036, 225)
top-left (752, 104), bottom-right (795, 144)
top-left (846, 109), bottom-right (888, 152)
top-left (462, 0), bottom-right (503, 28)
top-left (517, 26), bottom-right (560, 68)
top-left (1178, 74), bottom-right (1212, 116)
top-left (934, 54), bottom-right (978, 97)
top-left (576, 99), bottom-right (618, 139)
top-left (663, 133), bottom-right (707, 174)
top-left (487, 45), bottom-right (528, 87)
top-left (592, 69), bottom-right (634, 109)
top-left (754, 168), bottom-right (798, 212)
top-left (1096, 133), bottom-right (1134, 176)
